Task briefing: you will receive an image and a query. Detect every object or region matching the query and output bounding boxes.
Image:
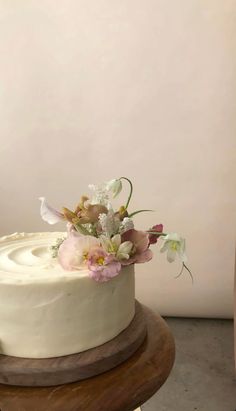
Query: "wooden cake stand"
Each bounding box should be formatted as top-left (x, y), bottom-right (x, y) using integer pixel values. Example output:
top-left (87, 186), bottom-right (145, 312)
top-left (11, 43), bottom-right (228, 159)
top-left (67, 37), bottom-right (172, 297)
top-left (0, 301), bottom-right (147, 387)
top-left (0, 304), bottom-right (175, 411)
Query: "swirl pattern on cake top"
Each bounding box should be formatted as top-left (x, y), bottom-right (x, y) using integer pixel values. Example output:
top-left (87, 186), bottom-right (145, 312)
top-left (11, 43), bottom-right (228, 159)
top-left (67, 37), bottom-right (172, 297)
top-left (0, 232), bottom-right (135, 358)
top-left (0, 232), bottom-right (87, 282)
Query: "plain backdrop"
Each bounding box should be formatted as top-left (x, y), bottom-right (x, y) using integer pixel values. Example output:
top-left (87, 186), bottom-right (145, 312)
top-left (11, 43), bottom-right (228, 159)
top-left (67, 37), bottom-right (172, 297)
top-left (0, 0), bottom-right (235, 318)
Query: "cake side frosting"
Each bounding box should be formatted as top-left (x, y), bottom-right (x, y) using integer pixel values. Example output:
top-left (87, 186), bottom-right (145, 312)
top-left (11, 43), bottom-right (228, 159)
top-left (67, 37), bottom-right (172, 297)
top-left (0, 232), bottom-right (135, 358)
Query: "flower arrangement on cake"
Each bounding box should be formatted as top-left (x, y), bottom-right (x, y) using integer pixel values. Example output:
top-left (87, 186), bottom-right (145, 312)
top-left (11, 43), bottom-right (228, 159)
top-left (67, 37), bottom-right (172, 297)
top-left (39, 177), bottom-right (192, 282)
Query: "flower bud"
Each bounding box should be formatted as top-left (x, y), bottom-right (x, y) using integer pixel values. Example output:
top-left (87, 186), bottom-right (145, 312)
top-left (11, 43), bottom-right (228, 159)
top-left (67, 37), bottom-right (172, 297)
top-left (106, 179), bottom-right (122, 198)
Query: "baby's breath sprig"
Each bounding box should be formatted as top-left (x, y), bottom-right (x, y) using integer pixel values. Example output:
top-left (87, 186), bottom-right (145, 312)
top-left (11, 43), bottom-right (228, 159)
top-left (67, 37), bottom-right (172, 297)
top-left (50, 237), bottom-right (65, 258)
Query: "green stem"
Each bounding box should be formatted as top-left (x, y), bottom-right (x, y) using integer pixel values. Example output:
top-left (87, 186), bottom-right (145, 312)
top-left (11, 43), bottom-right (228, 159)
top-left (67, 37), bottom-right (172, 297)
top-left (74, 223), bottom-right (91, 236)
top-left (91, 224), bottom-right (98, 237)
top-left (120, 177), bottom-right (133, 209)
top-left (183, 263), bottom-right (194, 284)
top-left (129, 209), bottom-right (154, 218)
top-left (174, 262), bottom-right (194, 284)
top-left (147, 231), bottom-right (167, 236)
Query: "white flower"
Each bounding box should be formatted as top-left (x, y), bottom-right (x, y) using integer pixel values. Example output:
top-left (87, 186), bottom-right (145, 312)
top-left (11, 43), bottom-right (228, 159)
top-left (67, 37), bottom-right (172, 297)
top-left (98, 210), bottom-right (120, 237)
top-left (160, 233), bottom-right (187, 263)
top-left (88, 183), bottom-right (109, 206)
top-left (100, 234), bottom-right (132, 261)
top-left (106, 179), bottom-right (122, 198)
top-left (39, 197), bottom-right (64, 225)
top-left (119, 217), bottom-right (134, 234)
top-left (100, 234), bottom-right (121, 253)
top-left (116, 241), bottom-right (133, 260)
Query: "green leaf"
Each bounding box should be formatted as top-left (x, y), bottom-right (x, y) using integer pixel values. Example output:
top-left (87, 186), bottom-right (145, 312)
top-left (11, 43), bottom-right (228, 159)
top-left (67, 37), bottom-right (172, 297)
top-left (147, 231), bottom-right (167, 236)
top-left (74, 224), bottom-right (91, 236)
top-left (129, 209), bottom-right (154, 218)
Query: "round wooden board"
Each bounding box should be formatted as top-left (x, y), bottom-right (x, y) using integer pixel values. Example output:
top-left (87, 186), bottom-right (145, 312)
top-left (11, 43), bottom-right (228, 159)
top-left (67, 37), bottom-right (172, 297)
top-left (0, 306), bottom-right (175, 411)
top-left (0, 300), bottom-right (147, 387)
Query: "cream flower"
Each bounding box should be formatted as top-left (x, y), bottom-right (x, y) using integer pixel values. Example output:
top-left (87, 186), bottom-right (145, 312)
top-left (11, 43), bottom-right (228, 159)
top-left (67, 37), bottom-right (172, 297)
top-left (100, 234), bottom-right (133, 261)
top-left (160, 233), bottom-right (187, 263)
top-left (116, 241), bottom-right (133, 260)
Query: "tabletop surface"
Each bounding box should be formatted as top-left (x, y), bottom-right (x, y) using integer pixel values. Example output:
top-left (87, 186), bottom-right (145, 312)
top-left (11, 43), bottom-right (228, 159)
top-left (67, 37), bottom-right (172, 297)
top-left (0, 306), bottom-right (175, 411)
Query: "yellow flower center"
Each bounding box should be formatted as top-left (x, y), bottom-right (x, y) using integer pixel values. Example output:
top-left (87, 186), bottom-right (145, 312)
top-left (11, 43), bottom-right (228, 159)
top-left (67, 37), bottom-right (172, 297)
top-left (171, 242), bottom-right (178, 251)
top-left (83, 252), bottom-right (88, 261)
top-left (97, 256), bottom-right (105, 265)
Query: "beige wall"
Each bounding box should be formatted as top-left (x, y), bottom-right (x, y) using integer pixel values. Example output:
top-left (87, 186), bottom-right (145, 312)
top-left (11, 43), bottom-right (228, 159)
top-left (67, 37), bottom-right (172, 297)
top-left (0, 1), bottom-right (235, 317)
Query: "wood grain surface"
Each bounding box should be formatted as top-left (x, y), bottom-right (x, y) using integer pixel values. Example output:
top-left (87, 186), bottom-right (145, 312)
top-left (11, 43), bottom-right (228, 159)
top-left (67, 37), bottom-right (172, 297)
top-left (0, 306), bottom-right (175, 411)
top-left (0, 301), bottom-right (147, 387)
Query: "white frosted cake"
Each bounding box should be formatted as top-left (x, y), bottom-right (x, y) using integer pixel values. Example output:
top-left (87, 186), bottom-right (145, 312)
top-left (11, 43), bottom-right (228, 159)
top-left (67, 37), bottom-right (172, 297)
top-left (0, 232), bottom-right (135, 359)
top-left (0, 177), bottom-right (187, 363)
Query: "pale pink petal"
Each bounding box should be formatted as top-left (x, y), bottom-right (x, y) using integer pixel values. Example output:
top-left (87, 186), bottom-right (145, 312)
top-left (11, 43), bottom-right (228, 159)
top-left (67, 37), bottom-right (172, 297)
top-left (135, 234), bottom-right (149, 253)
top-left (88, 254), bottom-right (121, 282)
top-left (88, 270), bottom-right (104, 282)
top-left (87, 246), bottom-right (106, 266)
top-left (120, 257), bottom-right (135, 266)
top-left (121, 249), bottom-right (152, 265)
top-left (135, 249), bottom-right (153, 263)
top-left (121, 229), bottom-right (151, 265)
top-left (58, 233), bottom-right (82, 270)
top-left (67, 222), bottom-right (76, 233)
top-left (39, 197), bottom-right (64, 225)
top-left (58, 233), bottom-right (99, 270)
top-left (102, 261), bottom-right (121, 278)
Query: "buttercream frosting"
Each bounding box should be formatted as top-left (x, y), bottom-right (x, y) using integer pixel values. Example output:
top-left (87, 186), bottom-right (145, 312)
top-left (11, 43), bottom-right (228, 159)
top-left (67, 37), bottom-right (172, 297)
top-left (0, 232), bottom-right (135, 358)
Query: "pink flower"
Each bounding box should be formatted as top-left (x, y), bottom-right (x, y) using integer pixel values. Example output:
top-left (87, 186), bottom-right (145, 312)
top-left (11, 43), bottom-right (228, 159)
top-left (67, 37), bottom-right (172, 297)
top-left (87, 247), bottom-right (121, 282)
top-left (58, 232), bottom-right (100, 270)
top-left (148, 224), bottom-right (163, 245)
top-left (121, 229), bottom-right (153, 265)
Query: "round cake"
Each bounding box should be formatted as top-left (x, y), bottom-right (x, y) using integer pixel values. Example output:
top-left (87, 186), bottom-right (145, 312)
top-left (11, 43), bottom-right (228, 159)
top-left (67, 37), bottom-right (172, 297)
top-left (0, 232), bottom-right (135, 358)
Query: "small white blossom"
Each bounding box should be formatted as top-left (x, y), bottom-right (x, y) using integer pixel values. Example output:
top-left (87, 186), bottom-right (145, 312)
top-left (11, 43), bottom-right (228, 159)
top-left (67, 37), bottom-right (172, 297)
top-left (98, 210), bottom-right (120, 237)
top-left (88, 183), bottom-right (109, 206)
top-left (119, 217), bottom-right (134, 234)
top-left (160, 233), bottom-right (187, 263)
